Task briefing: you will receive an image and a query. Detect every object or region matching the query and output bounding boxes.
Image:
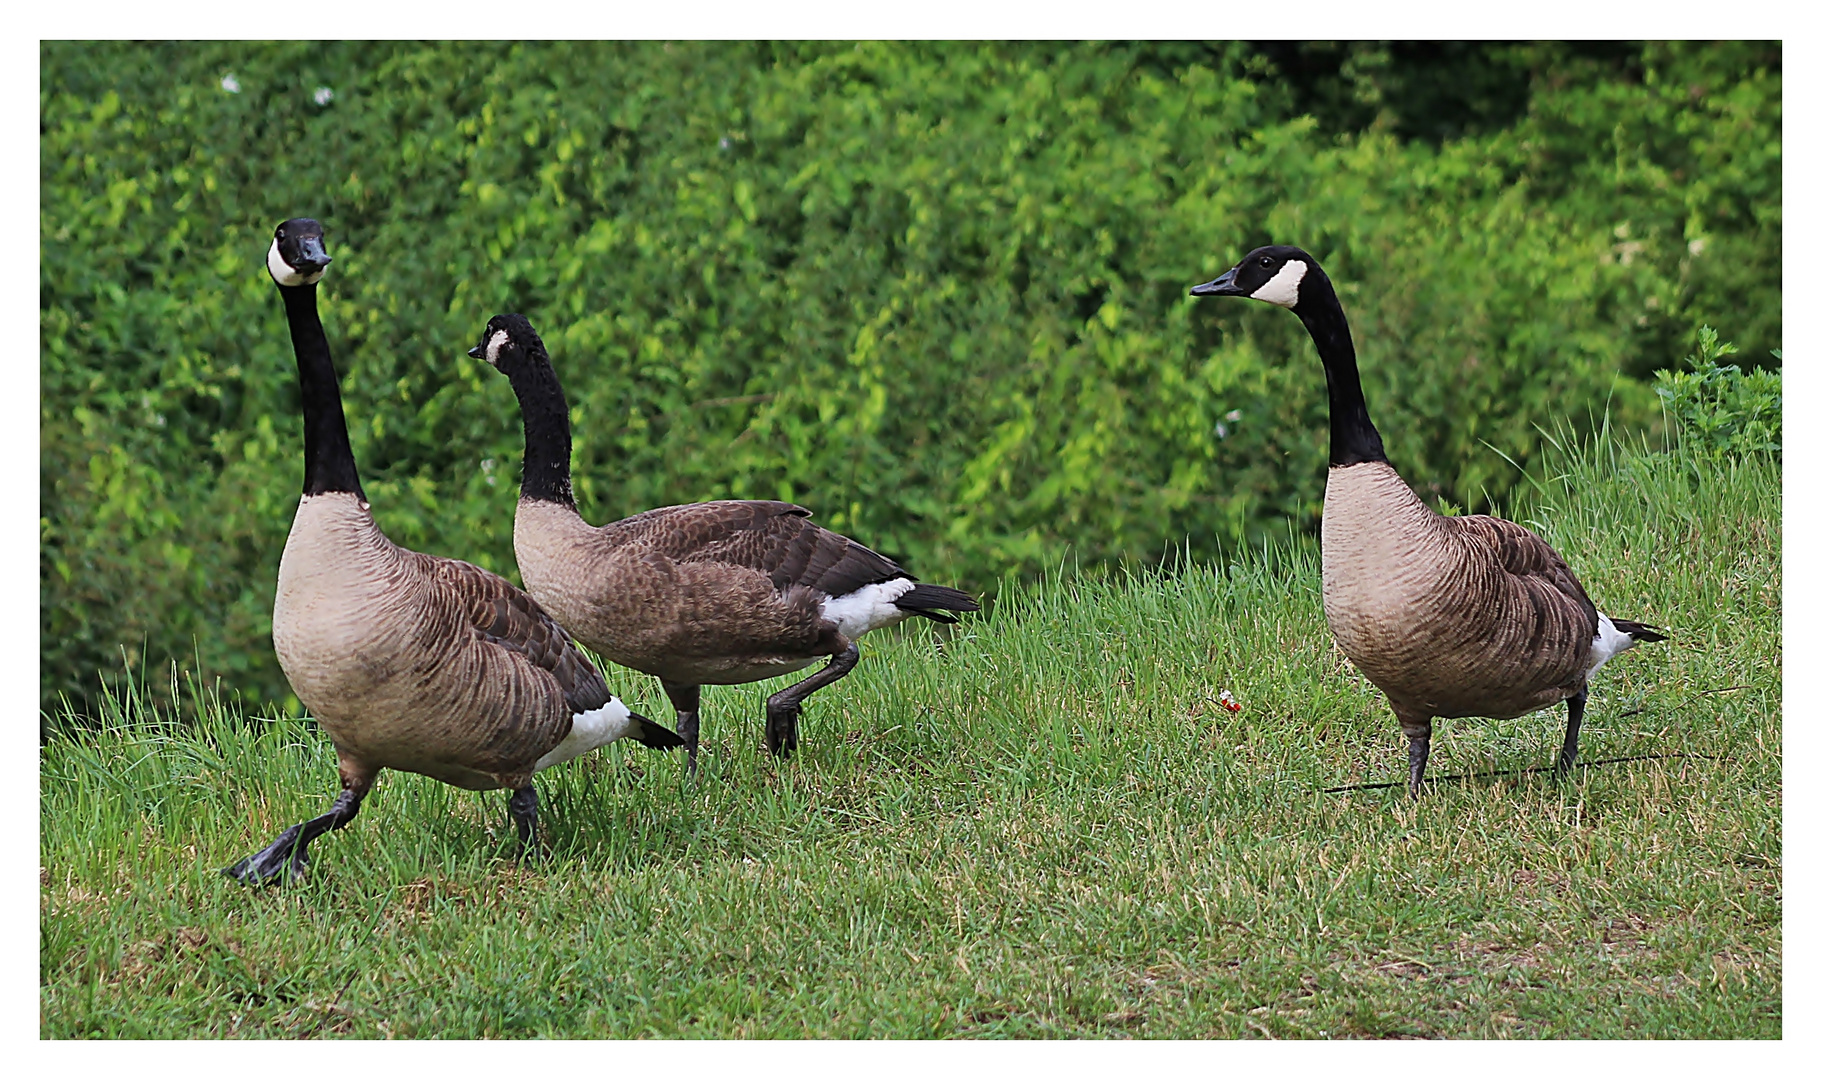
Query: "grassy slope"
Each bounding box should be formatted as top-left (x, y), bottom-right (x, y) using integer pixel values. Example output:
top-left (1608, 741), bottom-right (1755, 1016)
top-left (40, 441), bottom-right (1780, 1038)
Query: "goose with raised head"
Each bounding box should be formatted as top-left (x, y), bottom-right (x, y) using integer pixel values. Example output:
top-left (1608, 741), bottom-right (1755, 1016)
top-left (470, 313), bottom-right (979, 774)
top-left (224, 220), bottom-right (683, 885)
top-left (1191, 245), bottom-right (1665, 796)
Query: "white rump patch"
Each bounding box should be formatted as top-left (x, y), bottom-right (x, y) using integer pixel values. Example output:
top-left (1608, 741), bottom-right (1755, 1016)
top-left (484, 329), bottom-right (510, 365)
top-left (1584, 612), bottom-right (1639, 680)
top-left (1251, 259), bottom-right (1308, 308)
top-left (819, 578), bottom-right (918, 638)
top-left (267, 238), bottom-right (325, 286)
top-left (534, 695), bottom-right (635, 772)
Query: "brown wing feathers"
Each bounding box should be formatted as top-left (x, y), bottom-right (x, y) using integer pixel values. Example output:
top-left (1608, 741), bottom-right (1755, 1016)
top-left (670, 503), bottom-right (979, 619)
top-left (665, 503), bottom-right (984, 623)
top-left (430, 556), bottom-right (612, 715)
top-left (751, 513), bottom-right (908, 597)
top-left (1451, 515), bottom-right (1599, 636)
top-left (603, 500), bottom-right (913, 598)
top-left (1438, 515), bottom-right (1599, 694)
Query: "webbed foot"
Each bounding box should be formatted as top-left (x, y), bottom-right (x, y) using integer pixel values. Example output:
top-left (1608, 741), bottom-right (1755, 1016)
top-left (221, 787), bottom-right (365, 886)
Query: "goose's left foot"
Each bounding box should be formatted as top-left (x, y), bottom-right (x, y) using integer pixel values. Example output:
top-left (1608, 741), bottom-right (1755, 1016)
top-left (763, 642), bottom-right (861, 760)
top-left (222, 786), bottom-right (366, 885)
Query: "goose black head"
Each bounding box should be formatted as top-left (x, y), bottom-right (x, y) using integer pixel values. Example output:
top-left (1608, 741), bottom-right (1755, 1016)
top-left (1190, 245), bottom-right (1319, 310)
top-left (469, 313), bottom-right (546, 375)
top-left (267, 218), bottom-right (332, 286)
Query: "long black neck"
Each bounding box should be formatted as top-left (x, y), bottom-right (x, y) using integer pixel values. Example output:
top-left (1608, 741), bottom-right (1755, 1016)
top-left (503, 349), bottom-right (575, 507)
top-left (1293, 272), bottom-right (1387, 467)
top-left (281, 284), bottom-right (365, 498)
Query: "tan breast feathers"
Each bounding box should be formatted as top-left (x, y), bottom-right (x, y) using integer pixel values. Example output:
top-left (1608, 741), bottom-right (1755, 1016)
top-left (1319, 462), bottom-right (1593, 718)
top-left (274, 492), bottom-right (576, 784)
top-left (1320, 463), bottom-right (1450, 644)
top-left (513, 497), bottom-right (623, 638)
top-left (272, 492), bottom-right (412, 710)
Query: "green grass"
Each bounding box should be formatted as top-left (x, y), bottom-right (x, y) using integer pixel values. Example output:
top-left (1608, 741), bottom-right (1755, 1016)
top-left (40, 438), bottom-right (1780, 1038)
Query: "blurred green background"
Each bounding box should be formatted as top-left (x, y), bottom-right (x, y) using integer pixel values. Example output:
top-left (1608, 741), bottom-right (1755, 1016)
top-left (39, 41), bottom-right (1781, 718)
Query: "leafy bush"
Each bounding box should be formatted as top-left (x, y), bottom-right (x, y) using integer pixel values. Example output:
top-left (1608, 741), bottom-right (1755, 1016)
top-left (39, 42), bottom-right (1781, 715)
top-left (1654, 327), bottom-right (1781, 457)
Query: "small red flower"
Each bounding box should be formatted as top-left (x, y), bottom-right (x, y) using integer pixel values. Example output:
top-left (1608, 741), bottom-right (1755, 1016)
top-left (1218, 689), bottom-right (1241, 713)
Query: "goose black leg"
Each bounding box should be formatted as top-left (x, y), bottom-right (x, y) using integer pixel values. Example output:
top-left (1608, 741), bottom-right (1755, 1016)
top-left (508, 784), bottom-right (540, 854)
top-left (663, 681), bottom-right (703, 776)
top-left (1395, 709), bottom-right (1433, 798)
top-left (1406, 738), bottom-right (1431, 798)
top-left (1556, 690), bottom-right (1588, 777)
top-left (222, 766), bottom-right (376, 885)
top-left (764, 641), bottom-right (860, 759)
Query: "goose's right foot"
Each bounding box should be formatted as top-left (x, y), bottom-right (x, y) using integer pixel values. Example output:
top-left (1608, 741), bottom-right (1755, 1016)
top-left (763, 700), bottom-right (801, 759)
top-left (1406, 736), bottom-right (1430, 798)
top-left (762, 642), bottom-right (861, 760)
top-left (1396, 712), bottom-right (1433, 798)
top-left (507, 784), bottom-right (541, 855)
top-left (1556, 691), bottom-right (1587, 777)
top-left (222, 787), bottom-right (365, 886)
top-left (678, 713), bottom-right (702, 776)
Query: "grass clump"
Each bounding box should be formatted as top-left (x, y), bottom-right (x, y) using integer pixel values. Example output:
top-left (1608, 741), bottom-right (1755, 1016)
top-left (1652, 326), bottom-right (1782, 460)
top-left (40, 435), bottom-right (1779, 1038)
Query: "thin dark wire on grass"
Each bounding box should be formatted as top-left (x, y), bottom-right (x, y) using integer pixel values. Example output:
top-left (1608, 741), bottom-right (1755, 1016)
top-left (1319, 752), bottom-right (1723, 794)
top-left (304, 887), bottom-right (392, 1039)
top-left (1324, 682), bottom-right (1747, 791)
top-left (1618, 685), bottom-right (1746, 718)
top-left (307, 968), bottom-right (359, 1040)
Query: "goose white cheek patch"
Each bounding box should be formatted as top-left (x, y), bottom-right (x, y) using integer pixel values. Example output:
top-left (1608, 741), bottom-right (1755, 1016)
top-left (266, 238), bottom-right (325, 286)
top-left (485, 329), bottom-right (510, 364)
top-left (1251, 259), bottom-right (1307, 307)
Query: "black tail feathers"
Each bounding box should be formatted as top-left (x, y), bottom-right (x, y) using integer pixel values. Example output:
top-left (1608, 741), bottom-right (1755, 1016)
top-left (1613, 619), bottom-right (1668, 643)
top-left (626, 712), bottom-right (687, 750)
top-left (893, 582), bottom-right (980, 625)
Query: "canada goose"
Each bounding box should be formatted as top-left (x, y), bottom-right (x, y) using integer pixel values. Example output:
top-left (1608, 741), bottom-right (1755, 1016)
top-left (469, 313), bottom-right (979, 773)
top-left (223, 220), bottom-right (682, 885)
top-left (1191, 245), bottom-right (1665, 796)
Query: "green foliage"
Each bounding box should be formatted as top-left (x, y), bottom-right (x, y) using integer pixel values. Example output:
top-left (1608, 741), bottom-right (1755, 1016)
top-left (1653, 327), bottom-right (1782, 458)
top-left (1244, 41), bottom-right (1633, 144)
top-left (40, 438), bottom-right (1780, 1037)
top-left (40, 42), bottom-right (1781, 714)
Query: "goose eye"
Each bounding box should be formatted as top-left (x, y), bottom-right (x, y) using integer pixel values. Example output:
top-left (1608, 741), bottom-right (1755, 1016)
top-left (1260, 256), bottom-right (1273, 268)
top-left (276, 228), bottom-right (286, 240)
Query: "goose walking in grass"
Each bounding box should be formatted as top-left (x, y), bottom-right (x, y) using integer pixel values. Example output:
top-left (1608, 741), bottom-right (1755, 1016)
top-left (1191, 245), bottom-right (1665, 796)
top-left (224, 221), bottom-right (683, 885)
top-left (470, 313), bottom-right (979, 774)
